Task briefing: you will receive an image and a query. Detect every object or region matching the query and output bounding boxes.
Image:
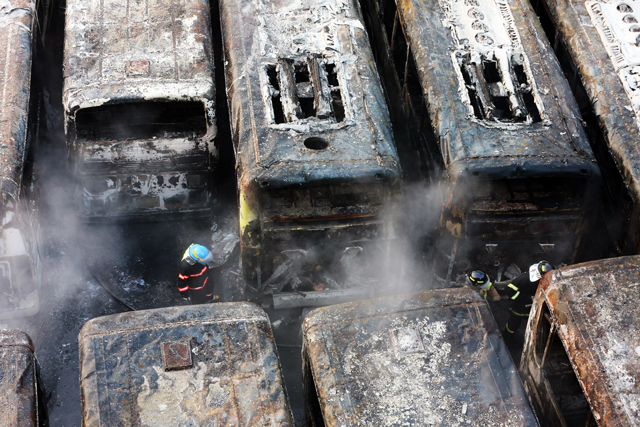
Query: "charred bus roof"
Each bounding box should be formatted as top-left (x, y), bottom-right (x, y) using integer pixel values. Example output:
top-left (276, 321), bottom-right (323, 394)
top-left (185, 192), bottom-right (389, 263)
top-left (0, 329), bottom-right (41, 427)
top-left (0, 0), bottom-right (38, 206)
top-left (221, 0), bottom-right (401, 189)
top-left (62, 0), bottom-right (216, 115)
top-left (302, 289), bottom-right (540, 426)
top-left (393, 0), bottom-right (598, 181)
top-left (78, 303), bottom-right (294, 426)
top-left (538, 0), bottom-right (640, 200)
top-left (527, 256), bottom-right (640, 425)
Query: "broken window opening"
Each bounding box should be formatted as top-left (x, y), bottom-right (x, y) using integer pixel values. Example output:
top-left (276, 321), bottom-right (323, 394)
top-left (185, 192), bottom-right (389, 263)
top-left (292, 60), bottom-right (317, 119)
top-left (514, 63), bottom-right (542, 122)
top-left (459, 63), bottom-right (486, 118)
top-left (267, 65), bottom-right (286, 124)
top-left (326, 63), bottom-right (339, 87)
top-left (75, 101), bottom-right (207, 141)
top-left (456, 53), bottom-right (542, 123)
top-left (299, 98), bottom-right (317, 118)
top-left (483, 59), bottom-right (502, 83)
top-left (481, 59), bottom-right (514, 120)
top-left (294, 62), bottom-right (311, 83)
top-left (324, 63), bottom-right (345, 122)
top-left (536, 301), bottom-right (594, 426)
top-left (331, 91), bottom-right (345, 122)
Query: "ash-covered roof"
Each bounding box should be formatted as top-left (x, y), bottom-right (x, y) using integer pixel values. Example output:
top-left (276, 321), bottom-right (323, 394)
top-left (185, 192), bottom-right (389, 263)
top-left (302, 289), bottom-right (540, 426)
top-left (63, 0), bottom-right (215, 113)
top-left (79, 303), bottom-right (294, 426)
top-left (221, 0), bottom-right (400, 186)
top-left (539, 256), bottom-right (640, 426)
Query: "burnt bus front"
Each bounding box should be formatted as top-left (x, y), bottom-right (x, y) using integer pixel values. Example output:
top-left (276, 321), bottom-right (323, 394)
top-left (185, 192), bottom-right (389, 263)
top-left (437, 160), bottom-right (600, 279)
top-left (221, 0), bottom-right (402, 292)
top-left (63, 0), bottom-right (217, 221)
top-left (240, 167), bottom-right (399, 289)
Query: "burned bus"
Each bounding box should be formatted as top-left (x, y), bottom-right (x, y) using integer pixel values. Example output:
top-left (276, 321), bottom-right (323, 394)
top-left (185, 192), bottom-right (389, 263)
top-left (0, 330), bottom-right (48, 426)
top-left (359, 0), bottom-right (601, 281)
top-left (79, 303), bottom-right (294, 426)
top-left (220, 0), bottom-right (402, 291)
top-left (302, 288), bottom-right (540, 426)
top-left (0, 0), bottom-right (50, 318)
top-left (529, 0), bottom-right (640, 255)
top-left (62, 0), bottom-right (217, 221)
top-left (520, 256), bottom-right (640, 426)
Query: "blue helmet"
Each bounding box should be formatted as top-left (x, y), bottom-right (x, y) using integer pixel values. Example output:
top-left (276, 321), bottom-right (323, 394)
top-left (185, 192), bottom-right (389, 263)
top-left (188, 244), bottom-right (211, 265)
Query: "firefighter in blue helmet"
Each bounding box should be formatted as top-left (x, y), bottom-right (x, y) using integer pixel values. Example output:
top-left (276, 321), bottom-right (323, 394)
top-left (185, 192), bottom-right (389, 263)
top-left (178, 244), bottom-right (218, 304)
top-left (503, 260), bottom-right (554, 339)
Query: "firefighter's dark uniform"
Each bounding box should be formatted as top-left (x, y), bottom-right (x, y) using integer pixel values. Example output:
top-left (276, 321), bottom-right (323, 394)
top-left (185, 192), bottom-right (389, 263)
top-left (178, 259), bottom-right (215, 304)
top-left (503, 272), bottom-right (540, 337)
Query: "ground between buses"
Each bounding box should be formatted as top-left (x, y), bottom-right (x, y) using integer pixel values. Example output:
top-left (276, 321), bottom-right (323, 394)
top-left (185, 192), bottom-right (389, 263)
top-left (62, 0), bottom-right (218, 221)
top-left (360, 0), bottom-right (602, 284)
top-left (220, 0), bottom-right (401, 297)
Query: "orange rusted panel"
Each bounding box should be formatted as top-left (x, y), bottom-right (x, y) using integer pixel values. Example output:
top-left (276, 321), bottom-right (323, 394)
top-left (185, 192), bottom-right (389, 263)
top-left (521, 256), bottom-right (640, 426)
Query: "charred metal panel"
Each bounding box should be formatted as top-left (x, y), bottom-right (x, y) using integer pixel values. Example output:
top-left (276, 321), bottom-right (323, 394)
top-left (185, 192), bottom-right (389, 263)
top-left (520, 256), bottom-right (640, 426)
top-left (0, 330), bottom-right (44, 426)
top-left (302, 289), bottom-right (540, 426)
top-left (79, 303), bottom-right (294, 426)
top-left (220, 0), bottom-right (401, 286)
top-left (63, 0), bottom-right (217, 220)
top-left (391, 0), bottom-right (596, 176)
top-left (0, 0), bottom-right (42, 318)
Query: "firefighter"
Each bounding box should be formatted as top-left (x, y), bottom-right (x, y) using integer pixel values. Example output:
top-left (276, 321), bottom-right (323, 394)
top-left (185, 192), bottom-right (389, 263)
top-left (178, 244), bottom-right (218, 304)
top-left (503, 260), bottom-right (554, 339)
top-left (466, 270), bottom-right (492, 297)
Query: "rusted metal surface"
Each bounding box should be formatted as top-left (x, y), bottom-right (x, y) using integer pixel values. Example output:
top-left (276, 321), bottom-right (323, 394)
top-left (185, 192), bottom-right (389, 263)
top-left (302, 289), bottom-right (540, 426)
top-left (0, 329), bottom-right (42, 426)
top-left (62, 0), bottom-right (217, 220)
top-left (220, 0), bottom-right (401, 287)
top-left (520, 256), bottom-right (640, 426)
top-left (535, 0), bottom-right (640, 254)
top-left (0, 0), bottom-right (42, 318)
top-left (79, 303), bottom-right (294, 426)
top-left (360, 0), bottom-right (601, 276)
